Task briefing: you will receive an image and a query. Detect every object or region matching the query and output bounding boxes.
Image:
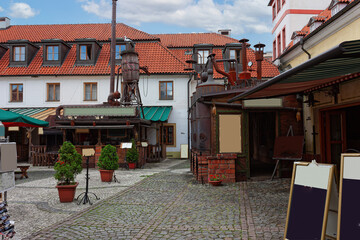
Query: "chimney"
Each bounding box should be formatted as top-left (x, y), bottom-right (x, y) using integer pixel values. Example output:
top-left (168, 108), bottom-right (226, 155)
top-left (0, 17), bottom-right (10, 29)
top-left (254, 43), bottom-right (265, 81)
top-left (218, 29), bottom-right (231, 37)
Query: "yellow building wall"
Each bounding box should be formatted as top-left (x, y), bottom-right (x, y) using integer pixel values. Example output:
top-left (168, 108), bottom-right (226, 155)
top-left (287, 18), bottom-right (360, 67)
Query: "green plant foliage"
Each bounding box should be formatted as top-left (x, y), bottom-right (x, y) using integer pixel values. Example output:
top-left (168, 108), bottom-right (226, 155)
top-left (97, 144), bottom-right (119, 170)
top-left (54, 141), bottom-right (82, 185)
top-left (126, 139), bottom-right (139, 163)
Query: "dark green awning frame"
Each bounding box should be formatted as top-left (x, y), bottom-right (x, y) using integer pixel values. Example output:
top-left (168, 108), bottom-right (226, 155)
top-left (229, 40), bottom-right (360, 101)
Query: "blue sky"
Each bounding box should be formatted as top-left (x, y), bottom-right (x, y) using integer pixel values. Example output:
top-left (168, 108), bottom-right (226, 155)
top-left (0, 0), bottom-right (273, 51)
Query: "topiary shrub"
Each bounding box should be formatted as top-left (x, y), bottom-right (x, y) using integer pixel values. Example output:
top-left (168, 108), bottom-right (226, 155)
top-left (54, 141), bottom-right (83, 185)
top-left (97, 144), bottom-right (119, 170)
top-left (126, 139), bottom-right (139, 163)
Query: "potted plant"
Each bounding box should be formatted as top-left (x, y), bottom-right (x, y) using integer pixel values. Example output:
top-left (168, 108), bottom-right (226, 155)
top-left (97, 144), bottom-right (119, 182)
top-left (126, 139), bottom-right (139, 169)
top-left (54, 141), bottom-right (82, 202)
top-left (208, 174), bottom-right (225, 186)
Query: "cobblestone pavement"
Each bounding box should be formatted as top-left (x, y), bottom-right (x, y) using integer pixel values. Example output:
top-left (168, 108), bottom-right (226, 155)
top-left (19, 160), bottom-right (291, 240)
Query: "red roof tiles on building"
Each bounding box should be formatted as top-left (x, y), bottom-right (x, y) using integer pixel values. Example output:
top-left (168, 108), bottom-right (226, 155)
top-left (155, 33), bottom-right (238, 48)
top-left (0, 23), bottom-right (157, 43)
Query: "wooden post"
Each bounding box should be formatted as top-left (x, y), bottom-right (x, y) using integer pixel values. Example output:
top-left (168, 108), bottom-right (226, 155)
top-left (26, 127), bottom-right (35, 163)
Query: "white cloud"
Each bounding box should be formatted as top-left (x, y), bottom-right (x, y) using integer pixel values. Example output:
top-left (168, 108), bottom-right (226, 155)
top-left (9, 3), bottom-right (38, 19)
top-left (80, 0), bottom-right (272, 34)
top-left (0, 6), bottom-right (4, 12)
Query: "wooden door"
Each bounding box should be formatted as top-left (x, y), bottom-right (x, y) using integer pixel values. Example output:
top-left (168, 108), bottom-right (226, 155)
top-left (324, 110), bottom-right (347, 169)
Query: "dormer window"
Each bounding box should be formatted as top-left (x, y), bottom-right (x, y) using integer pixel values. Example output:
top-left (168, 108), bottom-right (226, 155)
top-left (223, 43), bottom-right (242, 73)
top-left (46, 46), bottom-right (59, 61)
top-left (198, 49), bottom-right (209, 64)
top-left (75, 38), bottom-right (101, 66)
top-left (8, 40), bottom-right (39, 67)
top-left (291, 31), bottom-right (307, 45)
top-left (42, 39), bottom-right (70, 66)
top-left (115, 44), bottom-right (126, 60)
top-left (329, 0), bottom-right (349, 16)
top-left (13, 46), bottom-right (25, 61)
top-left (307, 16), bottom-right (326, 33)
top-left (80, 44), bottom-right (92, 60)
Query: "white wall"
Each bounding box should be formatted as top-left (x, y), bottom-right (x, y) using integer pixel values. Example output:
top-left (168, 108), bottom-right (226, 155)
top-left (0, 74), bottom-right (190, 152)
top-left (272, 0), bottom-right (331, 56)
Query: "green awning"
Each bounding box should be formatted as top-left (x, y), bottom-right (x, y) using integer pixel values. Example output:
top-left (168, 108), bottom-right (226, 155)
top-left (0, 109), bottom-right (49, 127)
top-left (141, 106), bottom-right (172, 122)
top-left (229, 40), bottom-right (360, 101)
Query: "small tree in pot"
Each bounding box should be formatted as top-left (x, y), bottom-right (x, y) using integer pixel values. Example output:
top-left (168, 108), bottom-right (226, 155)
top-left (126, 139), bottom-right (139, 169)
top-left (54, 141), bottom-right (82, 202)
top-left (97, 144), bottom-right (119, 182)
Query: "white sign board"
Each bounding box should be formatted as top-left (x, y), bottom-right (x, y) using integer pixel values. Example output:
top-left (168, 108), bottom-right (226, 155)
top-left (121, 142), bottom-right (132, 149)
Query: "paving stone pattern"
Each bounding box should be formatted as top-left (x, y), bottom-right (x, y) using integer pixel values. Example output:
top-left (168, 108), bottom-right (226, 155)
top-left (24, 161), bottom-right (291, 240)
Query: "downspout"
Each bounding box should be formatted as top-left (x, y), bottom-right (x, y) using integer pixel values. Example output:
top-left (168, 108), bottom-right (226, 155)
top-left (300, 38), bottom-right (311, 59)
top-left (187, 73), bottom-right (193, 160)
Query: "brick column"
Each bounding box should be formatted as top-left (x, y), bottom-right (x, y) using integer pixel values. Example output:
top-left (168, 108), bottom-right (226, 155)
top-left (94, 145), bottom-right (102, 169)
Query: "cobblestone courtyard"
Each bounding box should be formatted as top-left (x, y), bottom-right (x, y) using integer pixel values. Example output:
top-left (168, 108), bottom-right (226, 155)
top-left (19, 160), bottom-right (290, 240)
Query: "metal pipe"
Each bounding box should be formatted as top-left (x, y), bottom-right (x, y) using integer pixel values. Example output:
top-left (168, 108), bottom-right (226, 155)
top-left (300, 38), bottom-right (311, 59)
top-left (209, 54), bottom-right (236, 86)
top-left (110, 0), bottom-right (118, 93)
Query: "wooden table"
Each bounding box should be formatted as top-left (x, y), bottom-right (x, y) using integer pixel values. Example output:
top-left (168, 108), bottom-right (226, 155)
top-left (15, 165), bottom-right (30, 180)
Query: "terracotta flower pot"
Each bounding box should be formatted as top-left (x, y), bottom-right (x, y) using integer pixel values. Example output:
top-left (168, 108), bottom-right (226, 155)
top-left (209, 180), bottom-right (222, 186)
top-left (99, 169), bottom-right (114, 182)
top-left (56, 182), bottom-right (78, 203)
top-left (128, 162), bottom-right (136, 169)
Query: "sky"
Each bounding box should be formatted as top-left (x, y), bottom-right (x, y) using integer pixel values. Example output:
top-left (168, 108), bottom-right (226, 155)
top-left (0, 0), bottom-right (274, 52)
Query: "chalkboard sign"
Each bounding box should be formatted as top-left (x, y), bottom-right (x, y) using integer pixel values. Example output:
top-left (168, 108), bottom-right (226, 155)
top-left (285, 161), bottom-right (337, 240)
top-left (337, 153), bottom-right (360, 239)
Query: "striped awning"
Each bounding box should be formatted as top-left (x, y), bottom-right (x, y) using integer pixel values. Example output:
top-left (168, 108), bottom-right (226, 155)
top-left (7, 108), bottom-right (56, 121)
top-left (141, 106), bottom-right (172, 122)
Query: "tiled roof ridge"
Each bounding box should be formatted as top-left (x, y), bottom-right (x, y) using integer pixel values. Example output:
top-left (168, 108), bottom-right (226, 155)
top-left (119, 23), bottom-right (158, 40)
top-left (155, 32), bottom-right (239, 41)
top-left (154, 41), bottom-right (188, 68)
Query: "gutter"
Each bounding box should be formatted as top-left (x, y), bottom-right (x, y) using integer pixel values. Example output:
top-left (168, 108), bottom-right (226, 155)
top-left (228, 41), bottom-right (347, 102)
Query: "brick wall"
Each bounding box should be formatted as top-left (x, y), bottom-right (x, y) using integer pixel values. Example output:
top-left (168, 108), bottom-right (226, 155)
top-left (208, 154), bottom-right (236, 183)
top-left (191, 150), bottom-right (238, 183)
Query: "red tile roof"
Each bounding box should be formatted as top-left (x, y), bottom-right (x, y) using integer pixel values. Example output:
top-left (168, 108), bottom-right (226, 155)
top-left (0, 23), bottom-right (157, 43)
top-left (157, 34), bottom-right (279, 78)
top-left (155, 33), bottom-right (238, 48)
top-left (0, 24), bottom-right (279, 78)
top-left (285, 0), bottom-right (354, 55)
top-left (0, 42), bottom-right (187, 76)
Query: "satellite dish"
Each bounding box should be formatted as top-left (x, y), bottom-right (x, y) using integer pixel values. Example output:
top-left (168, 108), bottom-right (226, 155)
top-left (248, 61), bottom-right (253, 67)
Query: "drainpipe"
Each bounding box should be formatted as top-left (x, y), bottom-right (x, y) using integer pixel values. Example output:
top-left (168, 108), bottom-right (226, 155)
top-left (300, 38), bottom-right (311, 59)
top-left (187, 73), bottom-right (194, 159)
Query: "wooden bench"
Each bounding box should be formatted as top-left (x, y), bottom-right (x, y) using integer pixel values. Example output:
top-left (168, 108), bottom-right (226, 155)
top-left (15, 165), bottom-right (30, 180)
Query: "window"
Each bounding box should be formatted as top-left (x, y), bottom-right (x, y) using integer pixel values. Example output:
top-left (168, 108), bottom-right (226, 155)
top-left (47, 83), bottom-right (60, 101)
top-left (198, 49), bottom-right (209, 64)
top-left (46, 46), bottom-right (59, 61)
top-left (277, 34), bottom-right (281, 57)
top-left (80, 44), bottom-right (92, 60)
top-left (13, 46), bottom-right (25, 61)
top-left (282, 27), bottom-right (286, 52)
top-left (272, 3), bottom-right (276, 20)
top-left (162, 124), bottom-right (176, 146)
top-left (115, 44), bottom-right (126, 60)
top-left (159, 81), bottom-right (173, 100)
top-left (84, 82), bottom-right (97, 101)
top-left (10, 84), bottom-right (23, 102)
top-left (277, 0), bottom-right (281, 13)
top-left (273, 40), bottom-right (277, 60)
